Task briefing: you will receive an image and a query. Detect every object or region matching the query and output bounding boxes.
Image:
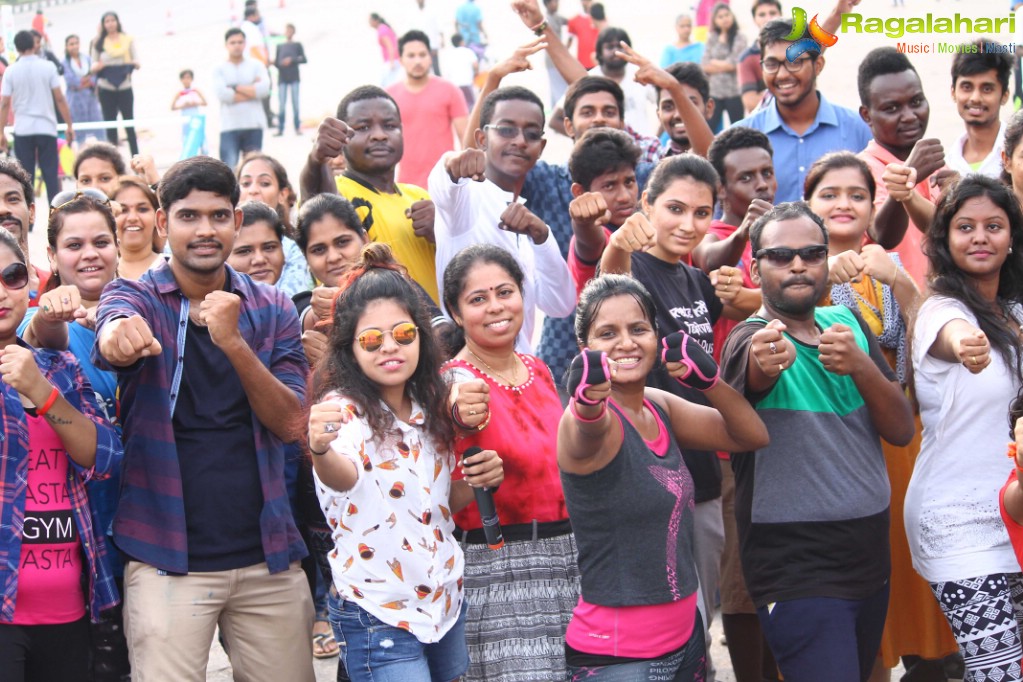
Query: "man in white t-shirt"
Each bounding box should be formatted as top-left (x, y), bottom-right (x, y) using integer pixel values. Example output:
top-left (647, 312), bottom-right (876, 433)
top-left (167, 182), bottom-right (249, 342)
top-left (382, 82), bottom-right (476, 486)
top-left (945, 44), bottom-right (1013, 178)
top-left (589, 26), bottom-right (656, 137)
top-left (0, 30), bottom-right (73, 205)
top-left (440, 34), bottom-right (479, 108)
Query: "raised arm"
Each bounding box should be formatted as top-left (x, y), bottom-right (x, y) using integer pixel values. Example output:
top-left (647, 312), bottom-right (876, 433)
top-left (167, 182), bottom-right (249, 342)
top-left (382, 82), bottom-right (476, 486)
top-left (598, 212), bottom-right (656, 276)
top-left (461, 37), bottom-right (547, 149)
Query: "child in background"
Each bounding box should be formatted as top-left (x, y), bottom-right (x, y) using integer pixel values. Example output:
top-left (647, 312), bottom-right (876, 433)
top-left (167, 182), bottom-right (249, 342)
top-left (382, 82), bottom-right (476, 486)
top-left (171, 69), bottom-right (207, 156)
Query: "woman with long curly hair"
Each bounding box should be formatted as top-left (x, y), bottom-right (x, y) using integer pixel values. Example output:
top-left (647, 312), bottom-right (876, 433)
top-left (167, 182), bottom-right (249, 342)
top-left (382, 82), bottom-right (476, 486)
top-left (306, 242), bottom-right (502, 682)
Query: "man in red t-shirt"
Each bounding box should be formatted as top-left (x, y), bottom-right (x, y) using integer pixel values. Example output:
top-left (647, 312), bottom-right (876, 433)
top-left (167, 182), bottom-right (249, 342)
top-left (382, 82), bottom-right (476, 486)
top-left (566, 0), bottom-right (599, 70)
top-left (387, 30), bottom-right (468, 188)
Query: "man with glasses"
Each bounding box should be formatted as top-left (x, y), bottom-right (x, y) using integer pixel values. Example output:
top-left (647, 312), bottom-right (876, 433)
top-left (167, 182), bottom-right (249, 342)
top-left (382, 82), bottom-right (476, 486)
top-left (429, 85), bottom-right (575, 353)
top-left (720, 201), bottom-right (914, 682)
top-left (734, 19), bottom-right (871, 203)
top-left (93, 156), bottom-right (314, 682)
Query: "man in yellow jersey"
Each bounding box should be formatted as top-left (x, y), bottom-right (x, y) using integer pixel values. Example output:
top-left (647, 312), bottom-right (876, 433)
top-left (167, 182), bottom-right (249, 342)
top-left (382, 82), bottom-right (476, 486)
top-left (299, 85), bottom-right (439, 303)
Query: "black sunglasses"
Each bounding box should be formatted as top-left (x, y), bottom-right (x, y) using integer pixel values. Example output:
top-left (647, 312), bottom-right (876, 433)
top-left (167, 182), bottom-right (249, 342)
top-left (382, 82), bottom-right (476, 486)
top-left (0, 262), bottom-right (28, 290)
top-left (754, 245), bottom-right (829, 267)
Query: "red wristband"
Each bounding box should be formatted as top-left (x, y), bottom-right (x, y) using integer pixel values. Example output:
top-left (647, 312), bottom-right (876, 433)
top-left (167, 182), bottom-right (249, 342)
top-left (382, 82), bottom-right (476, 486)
top-left (37, 386), bottom-right (60, 416)
top-left (570, 398), bottom-right (607, 423)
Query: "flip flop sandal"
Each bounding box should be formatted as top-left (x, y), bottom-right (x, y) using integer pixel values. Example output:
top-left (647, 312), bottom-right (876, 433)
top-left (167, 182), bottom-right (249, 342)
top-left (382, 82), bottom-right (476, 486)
top-left (312, 632), bottom-right (339, 659)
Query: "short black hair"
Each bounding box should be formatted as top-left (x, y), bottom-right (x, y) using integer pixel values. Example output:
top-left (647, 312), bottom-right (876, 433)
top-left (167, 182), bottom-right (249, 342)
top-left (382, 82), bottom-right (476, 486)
top-left (399, 30), bottom-right (430, 54)
top-left (707, 126), bottom-right (774, 186)
top-left (759, 18), bottom-right (816, 58)
top-left (658, 61), bottom-right (710, 104)
top-left (564, 76), bottom-right (624, 122)
top-left (0, 157), bottom-right (33, 205)
top-left (241, 201), bottom-right (284, 241)
top-left (225, 27), bottom-right (244, 42)
top-left (336, 85), bottom-right (401, 122)
top-left (159, 156), bottom-right (240, 211)
top-left (295, 193), bottom-right (365, 253)
top-left (595, 26), bottom-right (630, 61)
top-left (479, 86), bottom-right (545, 128)
top-left (451, 33), bottom-right (464, 47)
top-left (750, 201), bottom-right (827, 254)
top-left (952, 40), bottom-right (1013, 93)
top-left (857, 46), bottom-right (917, 108)
top-left (752, 0), bottom-right (782, 17)
top-left (13, 31), bottom-right (34, 53)
top-left (590, 2), bottom-right (606, 21)
top-left (244, 6), bottom-right (258, 18)
top-left (74, 141), bottom-right (127, 179)
top-left (179, 69), bottom-right (194, 80)
top-left (569, 128), bottom-right (641, 189)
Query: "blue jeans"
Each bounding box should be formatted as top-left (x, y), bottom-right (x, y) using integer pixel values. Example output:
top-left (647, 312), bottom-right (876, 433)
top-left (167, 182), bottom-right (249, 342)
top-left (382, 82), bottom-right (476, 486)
top-left (219, 128), bottom-right (263, 170)
top-left (278, 81), bottom-right (300, 133)
top-left (327, 592), bottom-right (468, 682)
top-left (756, 583), bottom-right (890, 682)
top-left (13, 134), bottom-right (59, 204)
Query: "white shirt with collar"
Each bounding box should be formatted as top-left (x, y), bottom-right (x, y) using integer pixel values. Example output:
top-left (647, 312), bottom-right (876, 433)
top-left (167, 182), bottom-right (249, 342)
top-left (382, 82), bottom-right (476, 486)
top-left (428, 155), bottom-right (576, 353)
top-left (947, 122), bottom-right (1005, 179)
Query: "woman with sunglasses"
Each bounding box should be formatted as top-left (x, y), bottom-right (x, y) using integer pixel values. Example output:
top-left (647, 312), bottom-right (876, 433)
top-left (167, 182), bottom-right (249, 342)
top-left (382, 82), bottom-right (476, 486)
top-left (599, 154), bottom-right (756, 658)
top-left (905, 175), bottom-right (1023, 681)
top-left (307, 242), bottom-right (502, 682)
top-left (804, 154), bottom-right (959, 679)
top-left (19, 192), bottom-right (128, 680)
top-left (441, 243), bottom-right (579, 682)
top-left (111, 177), bottom-right (162, 281)
top-left (0, 223), bottom-right (123, 682)
top-left (295, 194), bottom-right (444, 368)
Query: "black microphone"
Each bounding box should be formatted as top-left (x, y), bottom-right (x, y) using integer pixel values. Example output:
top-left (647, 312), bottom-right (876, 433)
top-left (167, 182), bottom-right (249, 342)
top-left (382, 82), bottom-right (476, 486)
top-left (462, 446), bottom-right (504, 550)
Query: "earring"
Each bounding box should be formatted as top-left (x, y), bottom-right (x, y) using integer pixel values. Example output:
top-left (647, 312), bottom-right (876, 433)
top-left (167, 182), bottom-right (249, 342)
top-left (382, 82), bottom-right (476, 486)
top-left (1010, 247), bottom-right (1014, 254)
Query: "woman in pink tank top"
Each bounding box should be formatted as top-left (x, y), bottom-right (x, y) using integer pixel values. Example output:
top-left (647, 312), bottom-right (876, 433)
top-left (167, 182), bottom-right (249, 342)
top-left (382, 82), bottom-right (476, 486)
top-left (0, 214), bottom-right (122, 681)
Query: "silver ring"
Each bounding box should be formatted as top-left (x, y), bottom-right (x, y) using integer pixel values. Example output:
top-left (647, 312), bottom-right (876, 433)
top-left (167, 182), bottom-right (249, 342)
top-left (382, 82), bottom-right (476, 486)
top-left (61, 296), bottom-right (70, 305)
top-left (469, 408), bottom-right (477, 416)
top-left (769, 342), bottom-right (778, 354)
top-left (324, 422), bottom-right (337, 433)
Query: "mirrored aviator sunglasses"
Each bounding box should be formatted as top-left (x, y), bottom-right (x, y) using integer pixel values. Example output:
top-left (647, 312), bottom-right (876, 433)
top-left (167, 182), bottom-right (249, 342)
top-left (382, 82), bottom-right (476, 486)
top-left (357, 322), bottom-right (419, 352)
top-left (49, 188), bottom-right (112, 215)
top-left (0, 262), bottom-right (29, 290)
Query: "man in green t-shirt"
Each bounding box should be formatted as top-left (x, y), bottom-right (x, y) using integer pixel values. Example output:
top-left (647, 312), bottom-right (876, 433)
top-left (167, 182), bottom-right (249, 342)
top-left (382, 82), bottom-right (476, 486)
top-left (719, 202), bottom-right (913, 682)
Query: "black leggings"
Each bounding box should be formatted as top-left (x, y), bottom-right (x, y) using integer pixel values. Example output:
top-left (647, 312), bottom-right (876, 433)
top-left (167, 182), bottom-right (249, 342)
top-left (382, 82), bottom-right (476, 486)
top-left (98, 88), bottom-right (138, 156)
top-left (0, 616), bottom-right (91, 682)
top-left (709, 95), bottom-right (745, 133)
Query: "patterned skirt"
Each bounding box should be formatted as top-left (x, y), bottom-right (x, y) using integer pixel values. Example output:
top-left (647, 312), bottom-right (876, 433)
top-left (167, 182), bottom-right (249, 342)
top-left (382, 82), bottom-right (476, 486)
top-left (461, 529), bottom-right (581, 682)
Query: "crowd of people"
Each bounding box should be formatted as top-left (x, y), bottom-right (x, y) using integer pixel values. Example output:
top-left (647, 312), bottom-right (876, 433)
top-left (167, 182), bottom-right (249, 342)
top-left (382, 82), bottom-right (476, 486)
top-left (3, 1), bottom-right (1023, 682)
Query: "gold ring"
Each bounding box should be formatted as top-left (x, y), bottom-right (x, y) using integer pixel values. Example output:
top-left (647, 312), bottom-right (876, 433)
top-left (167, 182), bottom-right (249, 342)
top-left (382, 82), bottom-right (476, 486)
top-left (778, 364), bottom-right (784, 373)
top-left (971, 355), bottom-right (978, 365)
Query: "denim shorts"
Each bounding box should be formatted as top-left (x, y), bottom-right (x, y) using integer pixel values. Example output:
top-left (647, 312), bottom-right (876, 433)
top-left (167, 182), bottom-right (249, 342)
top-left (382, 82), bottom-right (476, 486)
top-left (327, 592), bottom-right (469, 682)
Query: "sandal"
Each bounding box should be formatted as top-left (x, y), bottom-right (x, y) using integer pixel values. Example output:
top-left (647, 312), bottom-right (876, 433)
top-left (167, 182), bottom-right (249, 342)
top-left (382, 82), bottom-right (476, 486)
top-left (312, 631), bottom-right (339, 659)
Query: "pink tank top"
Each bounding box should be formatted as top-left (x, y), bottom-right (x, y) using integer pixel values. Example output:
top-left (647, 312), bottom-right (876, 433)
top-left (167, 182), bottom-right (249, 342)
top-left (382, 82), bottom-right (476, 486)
top-left (13, 414), bottom-right (86, 625)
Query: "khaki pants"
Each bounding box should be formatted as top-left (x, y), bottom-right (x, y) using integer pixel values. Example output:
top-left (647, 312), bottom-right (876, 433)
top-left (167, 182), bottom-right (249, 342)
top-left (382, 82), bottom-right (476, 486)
top-left (123, 561), bottom-right (314, 682)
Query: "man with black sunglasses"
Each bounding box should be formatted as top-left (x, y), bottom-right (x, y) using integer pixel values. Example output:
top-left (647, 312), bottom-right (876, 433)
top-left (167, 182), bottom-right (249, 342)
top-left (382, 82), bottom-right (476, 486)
top-left (93, 156), bottom-right (314, 682)
top-left (719, 202), bottom-right (914, 682)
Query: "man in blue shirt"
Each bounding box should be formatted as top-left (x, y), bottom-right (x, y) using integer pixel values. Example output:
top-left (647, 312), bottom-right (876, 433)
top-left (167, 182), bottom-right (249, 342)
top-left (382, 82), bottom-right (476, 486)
top-left (734, 19), bottom-right (871, 202)
top-left (455, 0), bottom-right (486, 57)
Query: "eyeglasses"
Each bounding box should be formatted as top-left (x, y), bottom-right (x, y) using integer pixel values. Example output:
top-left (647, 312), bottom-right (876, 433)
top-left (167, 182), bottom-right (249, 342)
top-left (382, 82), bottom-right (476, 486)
top-left (0, 262), bottom-right (29, 290)
top-left (49, 188), bottom-right (112, 215)
top-left (760, 56), bottom-right (814, 74)
top-left (483, 124), bottom-right (544, 143)
top-left (754, 245), bottom-right (829, 267)
top-left (356, 322), bottom-right (419, 352)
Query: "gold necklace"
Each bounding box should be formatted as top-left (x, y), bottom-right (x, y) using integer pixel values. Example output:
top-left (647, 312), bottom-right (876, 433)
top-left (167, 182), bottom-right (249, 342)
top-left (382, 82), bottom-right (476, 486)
top-left (466, 348), bottom-right (519, 386)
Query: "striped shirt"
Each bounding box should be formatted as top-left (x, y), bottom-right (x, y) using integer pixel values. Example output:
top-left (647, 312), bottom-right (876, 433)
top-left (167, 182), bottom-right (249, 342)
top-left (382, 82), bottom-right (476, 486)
top-left (92, 260), bottom-right (308, 575)
top-left (0, 341), bottom-right (122, 623)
